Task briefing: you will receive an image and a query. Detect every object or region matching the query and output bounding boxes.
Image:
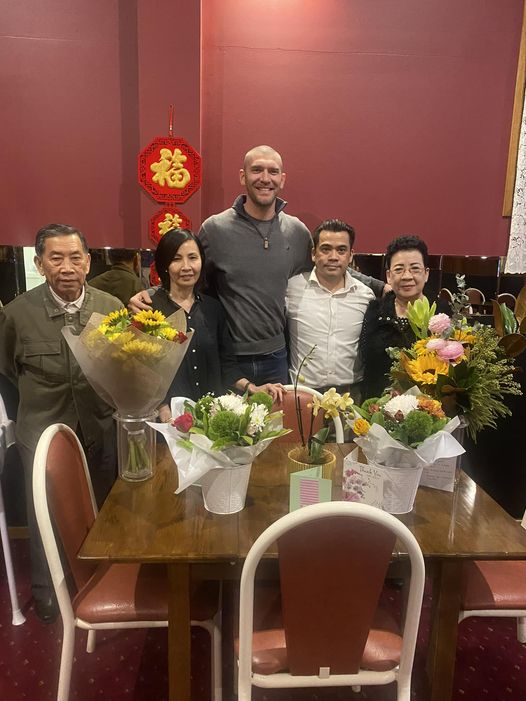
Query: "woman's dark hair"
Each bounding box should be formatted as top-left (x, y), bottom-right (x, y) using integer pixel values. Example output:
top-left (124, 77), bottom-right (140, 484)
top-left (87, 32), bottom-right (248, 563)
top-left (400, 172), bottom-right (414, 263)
top-left (384, 235), bottom-right (429, 270)
top-left (154, 229), bottom-right (205, 291)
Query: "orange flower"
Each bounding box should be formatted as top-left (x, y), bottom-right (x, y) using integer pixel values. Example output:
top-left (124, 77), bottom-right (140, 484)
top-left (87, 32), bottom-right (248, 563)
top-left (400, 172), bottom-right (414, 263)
top-left (417, 396), bottom-right (445, 419)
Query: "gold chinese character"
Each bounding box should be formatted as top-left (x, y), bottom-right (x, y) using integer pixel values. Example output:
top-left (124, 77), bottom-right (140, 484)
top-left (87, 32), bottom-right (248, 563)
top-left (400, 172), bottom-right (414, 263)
top-left (158, 212), bottom-right (183, 236)
top-left (150, 148), bottom-right (191, 189)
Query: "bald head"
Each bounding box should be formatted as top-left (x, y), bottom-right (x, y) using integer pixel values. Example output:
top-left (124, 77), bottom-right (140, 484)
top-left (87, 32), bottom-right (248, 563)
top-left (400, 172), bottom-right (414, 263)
top-left (243, 145), bottom-right (283, 170)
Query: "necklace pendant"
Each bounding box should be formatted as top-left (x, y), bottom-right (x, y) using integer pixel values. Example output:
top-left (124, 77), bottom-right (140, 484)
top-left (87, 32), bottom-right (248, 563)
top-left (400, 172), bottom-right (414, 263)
top-left (264, 238), bottom-right (269, 249)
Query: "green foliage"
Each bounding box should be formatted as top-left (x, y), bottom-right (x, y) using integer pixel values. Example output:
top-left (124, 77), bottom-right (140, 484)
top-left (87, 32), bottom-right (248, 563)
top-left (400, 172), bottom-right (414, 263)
top-left (406, 297), bottom-right (437, 339)
top-left (248, 391), bottom-right (273, 411)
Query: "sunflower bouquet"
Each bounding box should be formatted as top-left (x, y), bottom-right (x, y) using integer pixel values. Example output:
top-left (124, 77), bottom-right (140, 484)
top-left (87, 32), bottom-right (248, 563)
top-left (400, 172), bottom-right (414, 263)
top-left (388, 291), bottom-right (522, 439)
top-left (63, 308), bottom-right (193, 479)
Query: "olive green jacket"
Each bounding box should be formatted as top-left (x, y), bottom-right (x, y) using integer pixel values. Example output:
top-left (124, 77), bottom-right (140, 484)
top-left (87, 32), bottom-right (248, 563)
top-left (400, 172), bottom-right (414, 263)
top-left (88, 263), bottom-right (144, 306)
top-left (0, 283), bottom-right (122, 453)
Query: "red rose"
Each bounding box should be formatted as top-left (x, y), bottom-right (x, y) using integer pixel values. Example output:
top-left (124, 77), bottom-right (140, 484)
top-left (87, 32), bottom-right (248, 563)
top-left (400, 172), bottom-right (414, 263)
top-left (131, 320), bottom-right (143, 331)
top-left (171, 412), bottom-right (193, 432)
top-left (176, 331), bottom-right (188, 343)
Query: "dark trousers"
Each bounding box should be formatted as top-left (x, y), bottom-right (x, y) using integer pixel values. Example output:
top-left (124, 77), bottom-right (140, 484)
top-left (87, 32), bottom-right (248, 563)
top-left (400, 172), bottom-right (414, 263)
top-left (236, 346), bottom-right (289, 385)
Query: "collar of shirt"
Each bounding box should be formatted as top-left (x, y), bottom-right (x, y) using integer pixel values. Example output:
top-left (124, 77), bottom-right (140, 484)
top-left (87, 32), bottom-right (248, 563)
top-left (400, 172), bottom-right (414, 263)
top-left (48, 284), bottom-right (86, 313)
top-left (308, 268), bottom-right (356, 294)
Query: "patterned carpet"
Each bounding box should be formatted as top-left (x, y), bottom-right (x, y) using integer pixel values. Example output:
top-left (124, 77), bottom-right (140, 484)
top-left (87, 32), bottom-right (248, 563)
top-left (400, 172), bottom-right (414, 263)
top-left (1, 539), bottom-right (526, 700)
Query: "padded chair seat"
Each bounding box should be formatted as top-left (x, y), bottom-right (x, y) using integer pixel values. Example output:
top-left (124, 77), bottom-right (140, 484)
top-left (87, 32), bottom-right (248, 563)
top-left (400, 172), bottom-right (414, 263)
top-left (462, 560), bottom-right (526, 610)
top-left (73, 563), bottom-right (218, 623)
top-left (236, 607), bottom-right (402, 675)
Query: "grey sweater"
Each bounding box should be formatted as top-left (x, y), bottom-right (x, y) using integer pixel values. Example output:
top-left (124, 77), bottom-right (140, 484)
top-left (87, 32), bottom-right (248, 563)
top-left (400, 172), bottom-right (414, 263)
top-left (198, 196), bottom-right (312, 355)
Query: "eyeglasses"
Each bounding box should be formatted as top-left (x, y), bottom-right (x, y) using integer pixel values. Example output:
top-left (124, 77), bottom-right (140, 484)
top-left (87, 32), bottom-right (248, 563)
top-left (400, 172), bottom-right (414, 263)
top-left (389, 264), bottom-right (427, 276)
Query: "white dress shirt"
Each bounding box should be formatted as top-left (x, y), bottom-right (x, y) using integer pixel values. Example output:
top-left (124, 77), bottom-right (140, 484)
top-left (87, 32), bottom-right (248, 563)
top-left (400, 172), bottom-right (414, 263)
top-left (286, 269), bottom-right (374, 388)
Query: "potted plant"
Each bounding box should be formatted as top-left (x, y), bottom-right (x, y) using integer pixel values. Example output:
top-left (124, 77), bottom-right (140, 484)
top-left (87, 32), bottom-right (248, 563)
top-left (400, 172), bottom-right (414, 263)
top-left (288, 346), bottom-right (354, 474)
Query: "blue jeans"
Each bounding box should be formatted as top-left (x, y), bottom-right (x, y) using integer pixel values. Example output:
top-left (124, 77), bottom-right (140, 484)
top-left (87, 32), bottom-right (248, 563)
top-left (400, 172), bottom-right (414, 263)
top-left (236, 346), bottom-right (289, 385)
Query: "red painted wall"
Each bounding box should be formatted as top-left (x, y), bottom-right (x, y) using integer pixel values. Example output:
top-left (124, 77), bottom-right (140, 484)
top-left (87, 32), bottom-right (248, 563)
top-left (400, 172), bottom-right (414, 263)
top-left (201, 0), bottom-right (523, 256)
top-left (0, 0), bottom-right (201, 249)
top-left (1, 1), bottom-right (523, 255)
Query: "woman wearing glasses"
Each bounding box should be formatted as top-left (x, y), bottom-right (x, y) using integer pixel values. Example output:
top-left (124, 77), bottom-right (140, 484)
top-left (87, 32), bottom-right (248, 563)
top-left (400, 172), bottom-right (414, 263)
top-left (359, 235), bottom-right (447, 398)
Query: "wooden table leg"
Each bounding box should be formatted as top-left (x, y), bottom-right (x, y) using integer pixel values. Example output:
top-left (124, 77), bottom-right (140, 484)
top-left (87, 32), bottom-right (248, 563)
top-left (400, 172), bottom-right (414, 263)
top-left (168, 563), bottom-right (191, 701)
top-left (426, 559), bottom-right (463, 701)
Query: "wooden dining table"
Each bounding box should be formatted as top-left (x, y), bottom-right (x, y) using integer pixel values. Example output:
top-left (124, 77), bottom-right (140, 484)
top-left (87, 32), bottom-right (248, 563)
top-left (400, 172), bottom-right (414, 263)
top-left (78, 442), bottom-right (526, 701)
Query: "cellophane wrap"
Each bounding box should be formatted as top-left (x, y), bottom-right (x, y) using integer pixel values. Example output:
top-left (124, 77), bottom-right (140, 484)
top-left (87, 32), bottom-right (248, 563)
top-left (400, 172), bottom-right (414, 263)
top-left (62, 310), bottom-right (193, 416)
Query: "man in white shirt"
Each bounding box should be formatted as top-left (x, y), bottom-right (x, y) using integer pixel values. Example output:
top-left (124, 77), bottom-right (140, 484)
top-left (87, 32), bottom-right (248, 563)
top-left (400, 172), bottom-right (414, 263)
top-left (286, 219), bottom-right (375, 400)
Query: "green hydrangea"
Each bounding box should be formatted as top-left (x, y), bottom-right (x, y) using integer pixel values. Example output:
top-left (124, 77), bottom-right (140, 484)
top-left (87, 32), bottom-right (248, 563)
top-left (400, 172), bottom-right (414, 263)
top-left (208, 411), bottom-right (239, 441)
top-left (248, 391), bottom-right (273, 411)
top-left (404, 410), bottom-right (433, 445)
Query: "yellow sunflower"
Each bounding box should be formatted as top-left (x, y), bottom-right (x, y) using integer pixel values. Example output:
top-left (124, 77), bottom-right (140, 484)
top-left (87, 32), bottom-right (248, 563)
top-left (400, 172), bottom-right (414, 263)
top-left (121, 339), bottom-right (163, 358)
top-left (452, 328), bottom-right (476, 345)
top-left (132, 309), bottom-right (167, 325)
top-left (404, 353), bottom-right (449, 385)
top-left (413, 338), bottom-right (430, 356)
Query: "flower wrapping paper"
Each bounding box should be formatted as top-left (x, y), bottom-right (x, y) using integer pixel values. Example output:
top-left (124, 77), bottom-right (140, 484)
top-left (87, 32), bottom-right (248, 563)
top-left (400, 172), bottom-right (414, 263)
top-left (62, 310), bottom-right (193, 416)
top-left (149, 397), bottom-right (286, 493)
top-left (349, 387), bottom-right (465, 469)
top-left (351, 417), bottom-right (464, 469)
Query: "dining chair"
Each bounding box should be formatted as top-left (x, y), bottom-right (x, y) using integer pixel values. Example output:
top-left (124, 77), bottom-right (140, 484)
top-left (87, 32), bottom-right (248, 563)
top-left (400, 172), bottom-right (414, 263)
top-left (33, 423), bottom-right (222, 701)
top-left (459, 557), bottom-right (526, 643)
top-left (465, 287), bottom-right (486, 305)
top-left (277, 384), bottom-right (345, 443)
top-left (496, 292), bottom-right (517, 310)
top-left (438, 287), bottom-right (454, 305)
top-left (236, 501), bottom-right (425, 700)
top-left (0, 392), bottom-right (25, 625)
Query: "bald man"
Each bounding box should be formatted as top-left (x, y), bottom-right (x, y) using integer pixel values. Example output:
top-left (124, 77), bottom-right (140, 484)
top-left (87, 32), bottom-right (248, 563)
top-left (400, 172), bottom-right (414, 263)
top-left (198, 146), bottom-right (313, 384)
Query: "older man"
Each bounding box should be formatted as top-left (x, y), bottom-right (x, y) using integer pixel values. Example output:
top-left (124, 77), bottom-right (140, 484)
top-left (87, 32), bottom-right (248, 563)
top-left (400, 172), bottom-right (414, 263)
top-left (131, 145), bottom-right (384, 385)
top-left (0, 223), bottom-right (122, 622)
top-left (286, 219), bottom-right (375, 401)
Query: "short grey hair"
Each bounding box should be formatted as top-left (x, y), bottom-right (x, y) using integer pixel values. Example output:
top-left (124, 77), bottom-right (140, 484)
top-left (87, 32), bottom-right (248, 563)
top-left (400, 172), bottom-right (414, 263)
top-left (35, 223), bottom-right (88, 257)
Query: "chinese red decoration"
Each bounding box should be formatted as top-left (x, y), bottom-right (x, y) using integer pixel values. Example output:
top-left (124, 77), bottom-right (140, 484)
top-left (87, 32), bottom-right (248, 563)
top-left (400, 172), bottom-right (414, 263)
top-left (138, 106), bottom-right (202, 285)
top-left (138, 136), bottom-right (202, 204)
top-left (149, 207), bottom-right (192, 245)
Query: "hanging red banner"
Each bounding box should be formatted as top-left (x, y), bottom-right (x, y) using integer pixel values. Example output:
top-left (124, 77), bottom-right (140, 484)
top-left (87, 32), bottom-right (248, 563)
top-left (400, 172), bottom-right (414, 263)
top-left (138, 136), bottom-right (202, 204)
top-left (149, 207), bottom-right (193, 245)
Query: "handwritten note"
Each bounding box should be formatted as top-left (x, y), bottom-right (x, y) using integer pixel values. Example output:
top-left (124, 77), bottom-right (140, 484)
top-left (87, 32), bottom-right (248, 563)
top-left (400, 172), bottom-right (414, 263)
top-left (419, 456), bottom-right (458, 492)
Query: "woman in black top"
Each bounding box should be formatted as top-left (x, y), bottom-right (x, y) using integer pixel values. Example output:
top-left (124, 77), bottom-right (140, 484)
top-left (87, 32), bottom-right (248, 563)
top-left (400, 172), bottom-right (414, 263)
top-left (359, 235), bottom-right (449, 398)
top-left (152, 229), bottom-right (283, 421)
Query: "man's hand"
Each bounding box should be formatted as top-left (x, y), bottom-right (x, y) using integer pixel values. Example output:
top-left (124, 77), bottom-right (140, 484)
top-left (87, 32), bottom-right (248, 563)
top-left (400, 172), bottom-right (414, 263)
top-left (128, 290), bottom-right (153, 314)
top-left (255, 383), bottom-right (286, 403)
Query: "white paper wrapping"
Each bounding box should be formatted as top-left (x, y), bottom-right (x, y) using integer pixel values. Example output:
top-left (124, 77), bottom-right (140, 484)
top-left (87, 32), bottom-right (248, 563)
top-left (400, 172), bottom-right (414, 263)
top-left (149, 396), bottom-right (286, 493)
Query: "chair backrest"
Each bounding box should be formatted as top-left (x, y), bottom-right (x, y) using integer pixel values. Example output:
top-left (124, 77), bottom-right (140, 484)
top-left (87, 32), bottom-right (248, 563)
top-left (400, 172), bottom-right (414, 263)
top-left (497, 292), bottom-right (516, 310)
top-left (274, 385), bottom-right (344, 443)
top-left (465, 287), bottom-right (485, 305)
top-left (33, 424), bottom-right (98, 596)
top-left (239, 502), bottom-right (424, 679)
top-left (438, 287), bottom-right (453, 304)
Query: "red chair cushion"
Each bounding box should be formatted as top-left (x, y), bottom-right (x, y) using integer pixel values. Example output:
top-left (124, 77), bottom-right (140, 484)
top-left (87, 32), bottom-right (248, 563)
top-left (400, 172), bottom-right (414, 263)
top-left (462, 560), bottom-right (526, 610)
top-left (73, 563), bottom-right (218, 623)
top-left (235, 607), bottom-right (402, 675)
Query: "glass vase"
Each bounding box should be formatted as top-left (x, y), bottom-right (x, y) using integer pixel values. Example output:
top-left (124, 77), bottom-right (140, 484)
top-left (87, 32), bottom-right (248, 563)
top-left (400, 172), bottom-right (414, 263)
top-left (114, 412), bottom-right (157, 482)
